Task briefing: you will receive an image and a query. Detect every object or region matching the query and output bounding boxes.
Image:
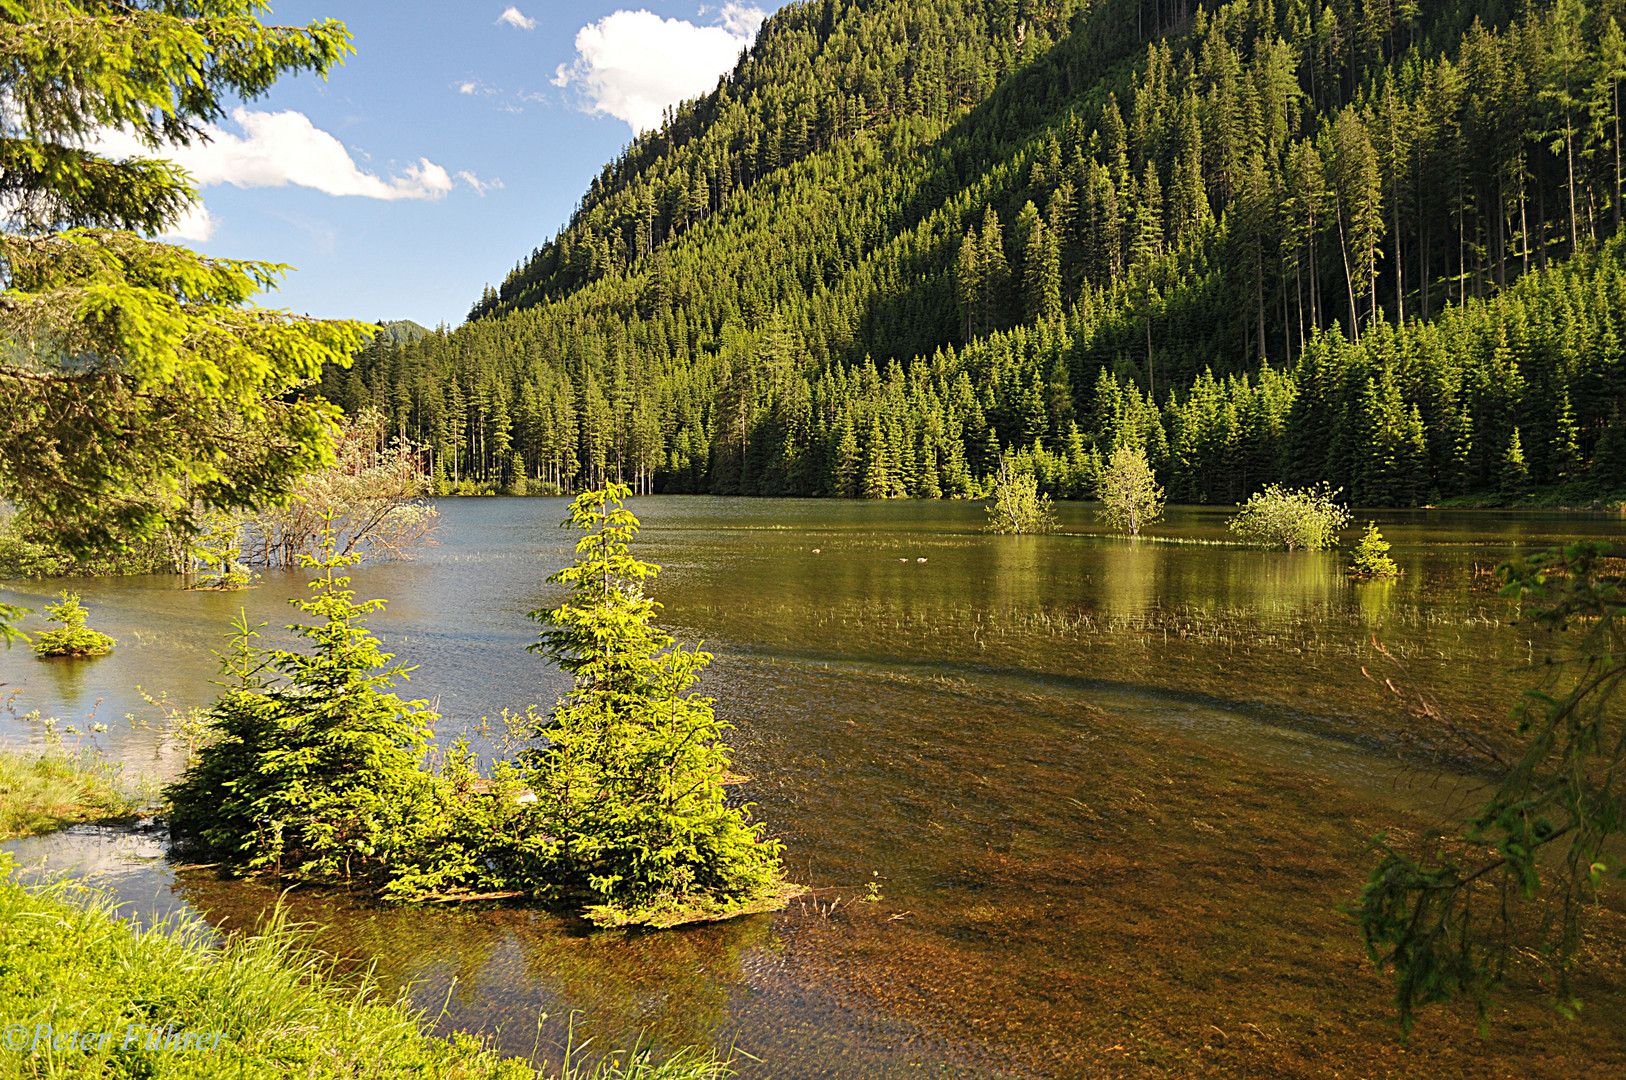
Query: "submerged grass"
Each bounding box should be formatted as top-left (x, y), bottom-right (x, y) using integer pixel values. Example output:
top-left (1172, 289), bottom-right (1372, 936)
top-left (0, 858), bottom-right (736, 1079)
top-left (0, 749), bottom-right (139, 840)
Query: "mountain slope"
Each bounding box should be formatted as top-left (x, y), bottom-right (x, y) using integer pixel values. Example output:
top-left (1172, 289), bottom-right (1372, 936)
top-left (331, 0), bottom-right (1626, 505)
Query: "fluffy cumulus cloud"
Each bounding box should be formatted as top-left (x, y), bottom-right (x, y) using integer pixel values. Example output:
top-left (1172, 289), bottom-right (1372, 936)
top-left (89, 109), bottom-right (492, 239)
top-left (95, 109), bottom-right (457, 200)
top-left (553, 4), bottom-right (766, 133)
top-left (496, 7), bottom-right (536, 31)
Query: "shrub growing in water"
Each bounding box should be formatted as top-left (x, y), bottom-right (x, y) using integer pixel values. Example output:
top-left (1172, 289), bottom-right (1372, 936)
top-left (1095, 444), bottom-right (1164, 536)
top-left (166, 495), bottom-right (794, 925)
top-left (165, 532), bottom-right (454, 890)
top-left (1227, 484), bottom-right (1351, 550)
top-left (985, 459), bottom-right (1057, 534)
top-left (1349, 522), bottom-right (1399, 577)
top-left (31, 593), bottom-right (116, 658)
top-left (186, 510), bottom-right (253, 590)
top-left (520, 484), bottom-right (791, 926)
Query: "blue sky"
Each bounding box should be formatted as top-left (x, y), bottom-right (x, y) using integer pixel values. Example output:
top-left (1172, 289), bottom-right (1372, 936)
top-left (127, 3), bottom-right (785, 327)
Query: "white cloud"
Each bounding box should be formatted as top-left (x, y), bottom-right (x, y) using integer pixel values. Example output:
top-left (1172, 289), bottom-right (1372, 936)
top-left (95, 108), bottom-right (456, 201)
top-left (553, 5), bottom-right (766, 133)
top-left (458, 81), bottom-right (480, 95)
top-left (458, 171), bottom-right (504, 196)
top-left (161, 203), bottom-right (218, 243)
top-left (496, 7), bottom-right (536, 31)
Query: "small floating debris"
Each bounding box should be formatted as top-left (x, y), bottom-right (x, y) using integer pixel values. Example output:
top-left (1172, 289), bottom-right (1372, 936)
top-left (425, 889), bottom-right (528, 904)
top-left (917, 557), bottom-right (927, 562)
top-left (812, 548), bottom-right (821, 553)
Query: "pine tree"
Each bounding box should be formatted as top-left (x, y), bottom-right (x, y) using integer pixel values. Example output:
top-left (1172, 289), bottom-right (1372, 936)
top-left (165, 533), bottom-right (450, 891)
top-left (524, 485), bottom-right (789, 925)
top-left (1502, 426), bottom-right (1531, 491)
top-left (0, 1), bottom-right (368, 614)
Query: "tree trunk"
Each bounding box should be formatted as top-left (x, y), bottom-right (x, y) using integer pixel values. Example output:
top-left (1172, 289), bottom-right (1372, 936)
top-left (1336, 205), bottom-right (1360, 342)
top-left (1567, 110), bottom-right (1579, 253)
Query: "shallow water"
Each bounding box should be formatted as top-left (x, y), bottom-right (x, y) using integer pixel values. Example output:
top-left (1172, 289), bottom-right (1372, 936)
top-left (4, 499), bottom-right (1624, 1079)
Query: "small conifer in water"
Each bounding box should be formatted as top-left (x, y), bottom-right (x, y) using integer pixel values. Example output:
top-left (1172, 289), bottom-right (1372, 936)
top-left (164, 496), bottom-right (796, 925)
top-left (31, 592), bottom-right (116, 658)
top-left (1349, 522), bottom-right (1399, 578)
top-left (164, 524), bottom-right (449, 888)
top-left (524, 483), bottom-right (793, 926)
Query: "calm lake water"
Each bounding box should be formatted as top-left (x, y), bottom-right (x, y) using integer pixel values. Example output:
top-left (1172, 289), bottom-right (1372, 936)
top-left (4, 498), bottom-right (1625, 1079)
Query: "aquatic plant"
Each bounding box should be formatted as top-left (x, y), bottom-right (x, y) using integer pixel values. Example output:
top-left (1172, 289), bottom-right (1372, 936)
top-left (1095, 444), bottom-right (1164, 536)
top-left (1357, 542), bottom-right (1626, 1033)
top-left (31, 591), bottom-right (116, 657)
top-left (984, 459), bottom-right (1057, 534)
top-left (1349, 522), bottom-right (1399, 578)
top-left (521, 483), bottom-right (792, 927)
top-left (0, 746), bottom-right (134, 840)
top-left (1227, 484), bottom-right (1351, 550)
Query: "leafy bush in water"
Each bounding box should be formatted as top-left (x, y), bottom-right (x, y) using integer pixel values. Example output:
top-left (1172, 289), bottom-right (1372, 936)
top-left (1095, 444), bottom-right (1164, 536)
top-left (985, 459), bottom-right (1057, 534)
top-left (1227, 483), bottom-right (1351, 550)
top-left (185, 509), bottom-right (254, 589)
top-left (31, 592), bottom-right (116, 657)
top-left (1349, 522), bottom-right (1399, 577)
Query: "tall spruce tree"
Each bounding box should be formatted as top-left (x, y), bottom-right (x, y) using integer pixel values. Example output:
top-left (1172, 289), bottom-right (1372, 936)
top-left (524, 484), bottom-right (789, 926)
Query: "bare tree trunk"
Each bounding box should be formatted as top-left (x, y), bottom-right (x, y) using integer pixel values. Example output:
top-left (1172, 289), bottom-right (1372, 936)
top-left (1336, 205), bottom-right (1360, 342)
top-left (1567, 109), bottom-right (1579, 252)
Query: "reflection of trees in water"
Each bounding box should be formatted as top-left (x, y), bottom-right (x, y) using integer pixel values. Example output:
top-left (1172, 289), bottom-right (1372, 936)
top-left (1094, 540), bottom-right (1159, 617)
top-left (1091, 543), bottom-right (1347, 621)
top-left (1356, 577), bottom-right (1397, 629)
top-left (165, 872), bottom-right (767, 1066)
top-left (33, 653), bottom-right (93, 717)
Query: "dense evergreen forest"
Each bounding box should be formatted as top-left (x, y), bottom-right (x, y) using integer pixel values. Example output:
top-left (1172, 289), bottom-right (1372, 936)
top-left (324, 0), bottom-right (1626, 504)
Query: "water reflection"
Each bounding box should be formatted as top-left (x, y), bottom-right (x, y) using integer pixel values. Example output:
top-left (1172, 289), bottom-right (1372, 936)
top-left (1356, 576), bottom-right (1399, 628)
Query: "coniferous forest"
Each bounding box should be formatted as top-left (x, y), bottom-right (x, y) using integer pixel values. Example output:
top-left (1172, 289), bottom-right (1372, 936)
top-left (324, 0), bottom-right (1626, 505)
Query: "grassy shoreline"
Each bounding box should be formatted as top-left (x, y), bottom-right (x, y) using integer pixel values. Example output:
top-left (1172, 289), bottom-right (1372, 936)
top-left (0, 857), bottom-right (733, 1079)
top-left (0, 748), bottom-right (140, 841)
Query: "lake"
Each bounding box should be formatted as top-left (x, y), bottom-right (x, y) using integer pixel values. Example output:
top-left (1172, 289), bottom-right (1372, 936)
top-left (4, 498), bottom-right (1624, 1079)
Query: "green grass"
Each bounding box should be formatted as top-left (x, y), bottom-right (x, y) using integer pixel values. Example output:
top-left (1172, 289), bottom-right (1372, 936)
top-left (0, 858), bottom-right (737, 1079)
top-left (0, 749), bottom-right (138, 840)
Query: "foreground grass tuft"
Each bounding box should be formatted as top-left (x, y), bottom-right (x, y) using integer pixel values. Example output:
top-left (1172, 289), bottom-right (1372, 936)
top-left (0, 858), bottom-right (735, 1079)
top-left (0, 749), bottom-right (138, 840)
